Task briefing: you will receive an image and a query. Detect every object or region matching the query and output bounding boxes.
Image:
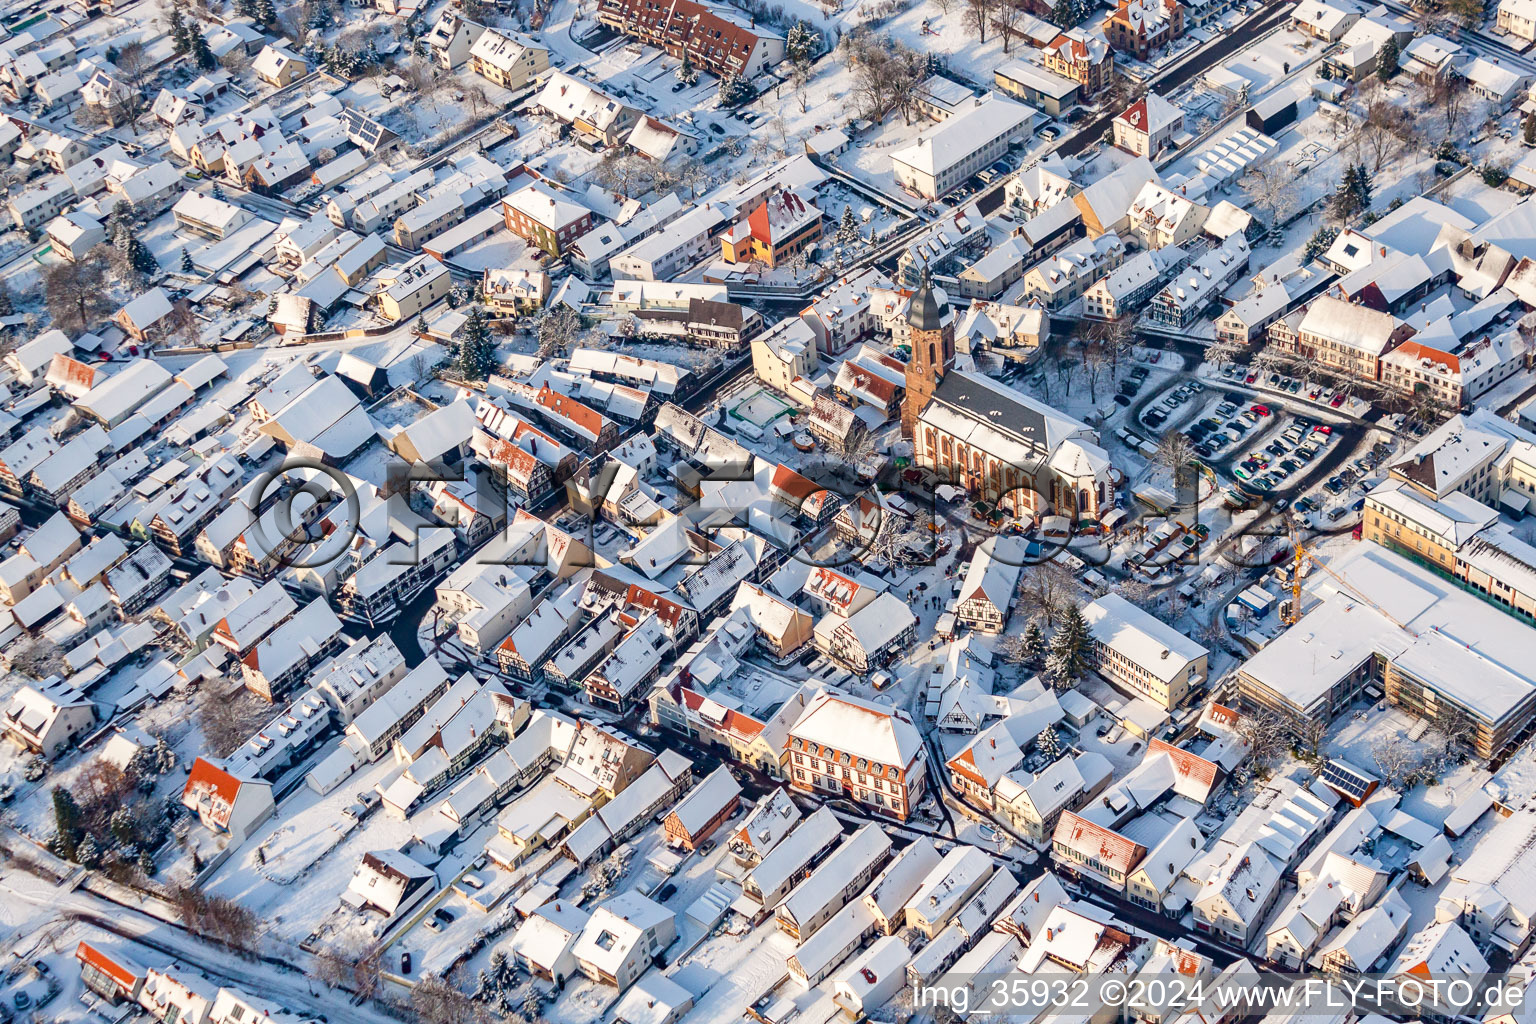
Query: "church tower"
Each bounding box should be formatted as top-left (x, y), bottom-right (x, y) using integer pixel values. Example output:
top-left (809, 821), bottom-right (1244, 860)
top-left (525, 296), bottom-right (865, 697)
top-left (901, 267), bottom-right (955, 440)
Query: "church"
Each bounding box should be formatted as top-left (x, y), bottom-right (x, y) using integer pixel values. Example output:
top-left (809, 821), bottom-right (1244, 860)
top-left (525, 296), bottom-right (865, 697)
top-left (902, 270), bottom-right (1120, 522)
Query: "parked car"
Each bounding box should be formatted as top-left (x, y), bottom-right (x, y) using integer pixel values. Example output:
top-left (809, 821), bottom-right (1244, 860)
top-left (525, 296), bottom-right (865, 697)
top-left (656, 883), bottom-right (677, 901)
top-left (401, 952), bottom-right (413, 973)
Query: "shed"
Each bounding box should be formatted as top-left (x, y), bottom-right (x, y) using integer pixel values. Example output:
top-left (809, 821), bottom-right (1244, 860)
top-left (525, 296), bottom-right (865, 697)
top-left (1246, 91), bottom-right (1298, 134)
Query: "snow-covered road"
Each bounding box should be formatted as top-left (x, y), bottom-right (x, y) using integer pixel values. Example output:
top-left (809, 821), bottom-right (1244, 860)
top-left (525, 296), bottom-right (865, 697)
top-left (0, 872), bottom-right (403, 1024)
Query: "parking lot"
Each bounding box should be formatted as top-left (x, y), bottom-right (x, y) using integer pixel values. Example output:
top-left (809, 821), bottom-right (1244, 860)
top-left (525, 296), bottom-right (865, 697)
top-left (1117, 363), bottom-right (1394, 524)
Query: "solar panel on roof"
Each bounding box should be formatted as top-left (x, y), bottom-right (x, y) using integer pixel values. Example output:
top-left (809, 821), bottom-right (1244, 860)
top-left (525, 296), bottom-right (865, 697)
top-left (1321, 759), bottom-right (1377, 800)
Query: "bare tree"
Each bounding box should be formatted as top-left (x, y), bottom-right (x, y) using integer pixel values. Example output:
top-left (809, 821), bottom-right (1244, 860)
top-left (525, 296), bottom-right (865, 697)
top-left (1241, 162), bottom-right (1298, 226)
top-left (170, 886), bottom-right (261, 951)
top-left (1055, 359), bottom-right (1079, 397)
top-left (996, 1), bottom-right (1022, 51)
top-left (536, 305), bottom-right (583, 358)
top-left (1360, 100), bottom-right (1417, 172)
top-left (1237, 709), bottom-right (1288, 775)
top-left (867, 509), bottom-right (932, 568)
top-left (1428, 70), bottom-right (1468, 139)
top-left (11, 638), bottom-right (64, 678)
top-left (111, 41), bottom-right (155, 129)
top-left (1153, 431), bottom-right (1197, 488)
top-left (838, 426), bottom-right (879, 467)
top-left (196, 686), bottom-right (271, 757)
top-left (45, 250), bottom-right (110, 335)
top-left (351, 943), bottom-right (383, 999)
top-left (767, 114), bottom-right (792, 155)
top-left (966, 0), bottom-right (996, 42)
top-left (412, 974), bottom-right (488, 1024)
top-left (1082, 342), bottom-right (1108, 402)
top-left (1018, 560), bottom-right (1074, 626)
top-left (1370, 735), bottom-right (1418, 787)
top-left (1204, 337), bottom-right (1244, 369)
top-left (790, 61), bottom-right (812, 114)
top-left (1092, 315), bottom-right (1135, 377)
top-left (839, 30), bottom-right (924, 124)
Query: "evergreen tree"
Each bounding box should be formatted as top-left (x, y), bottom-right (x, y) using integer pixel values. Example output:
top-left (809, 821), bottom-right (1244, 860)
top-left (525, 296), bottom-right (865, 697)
top-left (192, 31), bottom-right (217, 72)
top-left (1525, 113), bottom-right (1536, 146)
top-left (114, 219), bottom-right (158, 277)
top-left (785, 21), bottom-right (820, 64)
top-left (110, 808), bottom-right (138, 847)
top-left (717, 73), bottom-right (753, 107)
top-left (1045, 604), bottom-right (1091, 688)
top-left (1022, 620), bottom-right (1046, 666)
top-left (414, 314), bottom-right (429, 336)
top-left (1377, 38), bottom-right (1399, 82)
top-left (51, 787), bottom-right (83, 861)
top-left (168, 2), bottom-right (192, 54)
top-left (153, 737), bottom-right (176, 774)
top-left (676, 53), bottom-right (698, 85)
top-left (1351, 164), bottom-right (1374, 212)
top-left (521, 982), bottom-right (542, 1020)
top-left (1330, 166), bottom-right (1363, 223)
top-left (1036, 724), bottom-right (1061, 757)
top-left (254, 0), bottom-right (277, 24)
top-left (76, 833), bottom-right (101, 868)
top-left (458, 305), bottom-right (494, 381)
top-left (837, 204), bottom-right (858, 245)
top-left (210, 181), bottom-right (226, 202)
top-left (180, 247), bottom-right (194, 273)
top-left (1053, 0), bottom-right (1087, 26)
top-left (1304, 225), bottom-right (1339, 262)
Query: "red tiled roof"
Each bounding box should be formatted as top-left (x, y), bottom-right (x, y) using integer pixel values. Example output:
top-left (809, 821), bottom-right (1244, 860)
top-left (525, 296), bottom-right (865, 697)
top-left (1116, 99), bottom-right (1149, 130)
top-left (1147, 738), bottom-right (1219, 791)
top-left (536, 384), bottom-right (606, 441)
top-left (1389, 340), bottom-right (1461, 374)
top-left (680, 686), bottom-right (766, 739)
top-left (76, 941), bottom-right (141, 991)
top-left (770, 463), bottom-right (821, 504)
top-left (182, 756), bottom-right (242, 828)
top-left (1054, 811), bottom-right (1145, 873)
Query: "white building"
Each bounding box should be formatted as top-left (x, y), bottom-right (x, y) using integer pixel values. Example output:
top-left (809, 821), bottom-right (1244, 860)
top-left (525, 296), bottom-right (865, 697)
top-left (891, 95), bottom-right (1035, 200)
top-left (572, 891), bottom-right (677, 990)
top-left (1082, 593), bottom-right (1209, 709)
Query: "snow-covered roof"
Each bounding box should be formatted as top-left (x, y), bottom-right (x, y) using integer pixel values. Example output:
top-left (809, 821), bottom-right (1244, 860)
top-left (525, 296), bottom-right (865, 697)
top-left (1083, 593), bottom-right (1208, 684)
top-left (789, 688), bottom-right (922, 769)
top-left (892, 94), bottom-right (1035, 178)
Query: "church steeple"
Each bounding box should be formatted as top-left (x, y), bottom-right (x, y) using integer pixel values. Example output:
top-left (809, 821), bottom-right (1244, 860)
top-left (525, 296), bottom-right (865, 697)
top-left (901, 266), bottom-right (955, 440)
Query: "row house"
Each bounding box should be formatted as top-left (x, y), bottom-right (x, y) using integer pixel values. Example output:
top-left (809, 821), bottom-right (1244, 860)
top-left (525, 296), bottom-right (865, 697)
top-left (595, 0), bottom-right (784, 79)
top-left (1274, 295), bottom-right (1415, 382)
top-left (777, 824), bottom-right (892, 941)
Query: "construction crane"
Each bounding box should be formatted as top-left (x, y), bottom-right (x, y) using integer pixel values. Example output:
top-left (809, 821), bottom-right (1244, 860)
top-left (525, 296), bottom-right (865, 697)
top-left (1280, 515), bottom-right (1416, 634)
